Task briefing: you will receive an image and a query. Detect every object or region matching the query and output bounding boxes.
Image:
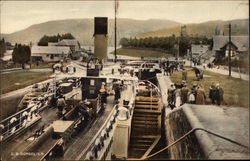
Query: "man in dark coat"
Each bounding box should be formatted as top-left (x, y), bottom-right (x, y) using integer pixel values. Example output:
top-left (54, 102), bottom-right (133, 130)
top-left (114, 85), bottom-right (121, 102)
top-left (189, 84), bottom-right (197, 104)
top-left (214, 83), bottom-right (224, 106)
top-left (209, 82), bottom-right (216, 104)
top-left (180, 83), bottom-right (189, 105)
top-left (56, 95), bottom-right (66, 117)
top-left (100, 87), bottom-right (109, 105)
top-left (168, 83), bottom-right (176, 110)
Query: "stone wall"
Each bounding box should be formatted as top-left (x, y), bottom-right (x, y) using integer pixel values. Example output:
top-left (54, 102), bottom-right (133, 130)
top-left (165, 108), bottom-right (205, 159)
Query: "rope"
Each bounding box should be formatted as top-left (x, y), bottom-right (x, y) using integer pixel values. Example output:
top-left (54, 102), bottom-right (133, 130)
top-left (140, 127), bottom-right (249, 160)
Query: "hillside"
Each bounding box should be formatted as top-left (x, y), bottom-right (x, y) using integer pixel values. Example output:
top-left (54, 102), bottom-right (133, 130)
top-left (1, 18), bottom-right (181, 46)
top-left (136, 19), bottom-right (249, 38)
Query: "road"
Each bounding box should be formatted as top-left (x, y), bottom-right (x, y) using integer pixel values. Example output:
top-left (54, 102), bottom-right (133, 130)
top-left (198, 65), bottom-right (249, 81)
top-left (184, 59), bottom-right (249, 81)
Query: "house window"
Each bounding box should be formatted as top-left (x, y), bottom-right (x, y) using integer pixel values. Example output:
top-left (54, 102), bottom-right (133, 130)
top-left (46, 54), bottom-right (50, 57)
top-left (90, 79), bottom-right (95, 86)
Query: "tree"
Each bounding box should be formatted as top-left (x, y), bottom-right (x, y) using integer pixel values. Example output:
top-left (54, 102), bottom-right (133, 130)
top-left (119, 38), bottom-right (129, 47)
top-left (12, 44), bottom-right (31, 68)
top-left (38, 35), bottom-right (49, 46)
top-left (38, 33), bottom-right (75, 46)
top-left (0, 38), bottom-right (6, 57)
top-left (61, 33), bottom-right (75, 39)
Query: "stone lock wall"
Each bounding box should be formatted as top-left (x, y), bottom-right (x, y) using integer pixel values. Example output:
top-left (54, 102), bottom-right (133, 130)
top-left (165, 108), bottom-right (205, 159)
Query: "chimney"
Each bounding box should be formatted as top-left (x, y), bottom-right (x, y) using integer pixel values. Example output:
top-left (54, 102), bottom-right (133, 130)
top-left (94, 17), bottom-right (108, 61)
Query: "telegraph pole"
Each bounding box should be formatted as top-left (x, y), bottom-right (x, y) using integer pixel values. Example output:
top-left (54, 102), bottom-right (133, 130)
top-left (177, 26), bottom-right (182, 60)
top-left (228, 23), bottom-right (231, 77)
top-left (114, 0), bottom-right (117, 63)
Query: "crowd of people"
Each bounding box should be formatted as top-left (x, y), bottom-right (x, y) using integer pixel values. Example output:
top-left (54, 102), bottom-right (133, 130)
top-left (167, 80), bottom-right (224, 110)
top-left (161, 60), bottom-right (185, 76)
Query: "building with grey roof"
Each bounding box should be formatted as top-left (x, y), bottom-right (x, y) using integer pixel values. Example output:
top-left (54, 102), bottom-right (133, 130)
top-left (57, 39), bottom-right (80, 52)
top-left (31, 46), bottom-right (71, 62)
top-left (191, 44), bottom-right (210, 58)
top-left (212, 36), bottom-right (249, 59)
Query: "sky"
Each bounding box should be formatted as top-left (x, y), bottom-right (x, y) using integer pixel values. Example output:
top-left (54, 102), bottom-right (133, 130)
top-left (0, 0), bottom-right (249, 34)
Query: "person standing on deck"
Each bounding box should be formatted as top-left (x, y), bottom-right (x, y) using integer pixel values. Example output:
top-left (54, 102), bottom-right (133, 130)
top-left (196, 86), bottom-right (206, 105)
top-left (114, 83), bottom-right (121, 103)
top-left (56, 95), bottom-right (66, 117)
top-left (100, 82), bottom-right (109, 106)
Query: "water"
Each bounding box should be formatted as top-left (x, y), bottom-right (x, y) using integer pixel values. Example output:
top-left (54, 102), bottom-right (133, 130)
top-left (81, 46), bottom-right (115, 54)
top-left (1, 50), bottom-right (13, 61)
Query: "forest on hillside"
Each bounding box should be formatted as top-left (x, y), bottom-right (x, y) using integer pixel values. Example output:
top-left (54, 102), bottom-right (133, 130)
top-left (119, 35), bottom-right (213, 56)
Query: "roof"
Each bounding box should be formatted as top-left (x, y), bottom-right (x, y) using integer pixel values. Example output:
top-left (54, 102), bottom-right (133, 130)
top-left (57, 39), bottom-right (78, 46)
top-left (51, 120), bottom-right (74, 133)
top-left (31, 46), bottom-right (71, 55)
top-left (191, 44), bottom-right (209, 54)
top-left (213, 36), bottom-right (249, 52)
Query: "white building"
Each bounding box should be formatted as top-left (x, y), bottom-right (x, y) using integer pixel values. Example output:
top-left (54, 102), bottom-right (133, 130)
top-left (31, 46), bottom-right (71, 62)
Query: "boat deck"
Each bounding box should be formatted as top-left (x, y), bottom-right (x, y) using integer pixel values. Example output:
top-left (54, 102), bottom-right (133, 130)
top-left (1, 107), bottom-right (58, 161)
top-left (60, 95), bottom-right (115, 160)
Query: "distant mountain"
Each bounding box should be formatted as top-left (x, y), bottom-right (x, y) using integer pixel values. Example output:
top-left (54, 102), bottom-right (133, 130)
top-left (1, 18), bottom-right (181, 46)
top-left (136, 19), bottom-right (249, 38)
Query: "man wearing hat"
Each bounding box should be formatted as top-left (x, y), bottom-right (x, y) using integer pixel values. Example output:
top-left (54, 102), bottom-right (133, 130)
top-left (209, 82), bottom-right (216, 104)
top-left (188, 83), bottom-right (197, 104)
top-left (168, 83), bottom-right (176, 110)
top-left (214, 83), bottom-right (224, 105)
top-left (100, 82), bottom-right (109, 106)
top-left (56, 94), bottom-right (66, 117)
top-left (182, 68), bottom-right (187, 81)
top-left (180, 82), bottom-right (189, 105)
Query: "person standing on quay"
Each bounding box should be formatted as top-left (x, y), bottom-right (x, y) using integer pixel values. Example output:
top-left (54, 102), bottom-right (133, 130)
top-left (180, 83), bottom-right (189, 105)
top-left (215, 83), bottom-right (224, 106)
top-left (209, 82), bottom-right (216, 104)
top-left (168, 83), bottom-right (176, 110)
top-left (182, 68), bottom-right (187, 81)
top-left (196, 86), bottom-right (206, 105)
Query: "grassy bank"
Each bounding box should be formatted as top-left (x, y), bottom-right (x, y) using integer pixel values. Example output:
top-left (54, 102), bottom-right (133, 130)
top-left (1, 71), bottom-right (52, 94)
top-left (30, 62), bottom-right (54, 69)
top-left (170, 67), bottom-right (249, 108)
top-left (112, 48), bottom-right (172, 58)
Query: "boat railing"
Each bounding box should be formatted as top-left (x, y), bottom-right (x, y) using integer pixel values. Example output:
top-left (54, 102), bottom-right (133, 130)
top-left (139, 80), bottom-right (162, 97)
top-left (0, 89), bottom-right (55, 143)
top-left (76, 104), bottom-right (120, 160)
top-left (0, 103), bottom-right (41, 143)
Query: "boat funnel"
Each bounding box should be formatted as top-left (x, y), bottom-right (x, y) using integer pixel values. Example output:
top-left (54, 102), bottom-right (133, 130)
top-left (94, 17), bottom-right (108, 61)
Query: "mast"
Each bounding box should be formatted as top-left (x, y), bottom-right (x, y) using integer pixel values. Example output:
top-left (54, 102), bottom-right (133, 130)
top-left (114, 0), bottom-right (117, 63)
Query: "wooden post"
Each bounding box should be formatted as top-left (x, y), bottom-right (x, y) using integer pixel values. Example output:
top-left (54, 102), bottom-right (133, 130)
top-left (228, 23), bottom-right (232, 77)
